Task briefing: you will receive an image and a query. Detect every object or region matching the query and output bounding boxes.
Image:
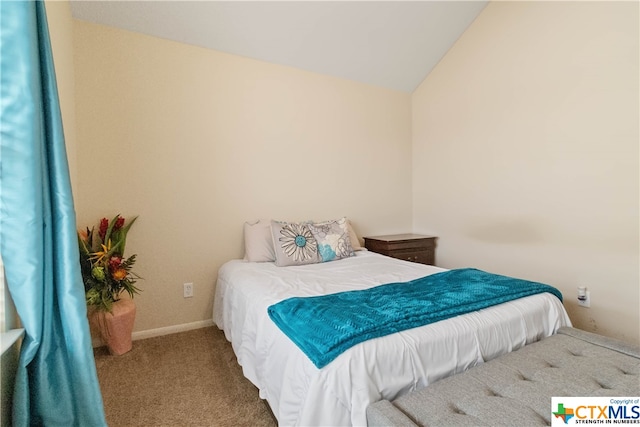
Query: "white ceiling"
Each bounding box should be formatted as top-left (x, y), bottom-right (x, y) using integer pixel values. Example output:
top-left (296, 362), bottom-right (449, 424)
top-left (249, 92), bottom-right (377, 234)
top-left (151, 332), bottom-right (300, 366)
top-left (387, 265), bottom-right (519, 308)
top-left (69, 1), bottom-right (488, 93)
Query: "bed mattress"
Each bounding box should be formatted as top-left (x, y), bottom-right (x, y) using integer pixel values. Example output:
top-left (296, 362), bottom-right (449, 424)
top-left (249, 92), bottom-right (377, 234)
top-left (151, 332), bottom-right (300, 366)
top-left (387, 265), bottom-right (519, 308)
top-left (213, 251), bottom-right (571, 426)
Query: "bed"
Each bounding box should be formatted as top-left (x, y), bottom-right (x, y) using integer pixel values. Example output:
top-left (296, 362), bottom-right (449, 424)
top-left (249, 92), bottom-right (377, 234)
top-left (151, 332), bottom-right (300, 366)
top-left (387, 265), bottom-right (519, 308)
top-left (213, 251), bottom-right (571, 426)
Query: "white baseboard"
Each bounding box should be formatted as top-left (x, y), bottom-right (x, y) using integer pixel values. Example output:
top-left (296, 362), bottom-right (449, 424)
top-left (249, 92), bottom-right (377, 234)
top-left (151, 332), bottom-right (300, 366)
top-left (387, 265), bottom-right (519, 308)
top-left (92, 319), bottom-right (215, 348)
top-left (132, 319), bottom-right (214, 341)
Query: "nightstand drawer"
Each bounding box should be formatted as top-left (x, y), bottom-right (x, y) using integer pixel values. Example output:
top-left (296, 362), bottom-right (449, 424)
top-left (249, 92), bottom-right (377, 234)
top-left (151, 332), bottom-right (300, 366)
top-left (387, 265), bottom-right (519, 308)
top-left (363, 234), bottom-right (437, 266)
top-left (389, 250), bottom-right (435, 265)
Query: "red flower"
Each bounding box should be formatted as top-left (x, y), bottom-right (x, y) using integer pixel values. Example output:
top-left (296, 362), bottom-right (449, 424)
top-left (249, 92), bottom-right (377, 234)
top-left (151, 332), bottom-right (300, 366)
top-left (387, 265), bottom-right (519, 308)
top-left (98, 218), bottom-right (109, 241)
top-left (114, 216), bottom-right (125, 230)
top-left (109, 256), bottom-right (122, 271)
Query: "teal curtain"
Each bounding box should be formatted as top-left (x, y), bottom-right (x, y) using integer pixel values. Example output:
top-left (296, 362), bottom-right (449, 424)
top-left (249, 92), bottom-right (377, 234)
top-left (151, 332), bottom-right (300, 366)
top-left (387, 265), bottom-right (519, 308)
top-left (0, 1), bottom-right (107, 426)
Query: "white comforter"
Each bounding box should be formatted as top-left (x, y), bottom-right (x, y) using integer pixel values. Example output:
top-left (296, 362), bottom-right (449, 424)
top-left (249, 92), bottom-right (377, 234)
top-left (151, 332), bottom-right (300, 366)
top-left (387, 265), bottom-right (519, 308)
top-left (213, 251), bottom-right (571, 426)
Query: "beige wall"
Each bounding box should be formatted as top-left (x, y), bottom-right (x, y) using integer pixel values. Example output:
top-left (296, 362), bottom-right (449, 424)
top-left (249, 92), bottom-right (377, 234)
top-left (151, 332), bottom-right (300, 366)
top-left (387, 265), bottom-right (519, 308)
top-left (412, 2), bottom-right (639, 344)
top-left (44, 0), bottom-right (78, 194)
top-left (73, 21), bottom-right (413, 333)
top-left (61, 2), bottom-right (639, 344)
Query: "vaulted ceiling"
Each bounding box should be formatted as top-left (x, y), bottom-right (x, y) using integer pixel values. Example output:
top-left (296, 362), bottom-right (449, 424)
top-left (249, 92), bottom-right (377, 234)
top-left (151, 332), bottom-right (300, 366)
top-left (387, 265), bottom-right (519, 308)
top-left (70, 1), bottom-right (488, 93)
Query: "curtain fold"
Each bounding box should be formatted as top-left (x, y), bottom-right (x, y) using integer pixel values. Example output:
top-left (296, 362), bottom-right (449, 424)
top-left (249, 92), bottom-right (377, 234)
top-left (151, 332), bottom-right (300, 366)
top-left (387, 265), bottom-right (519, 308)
top-left (0, 1), bottom-right (107, 425)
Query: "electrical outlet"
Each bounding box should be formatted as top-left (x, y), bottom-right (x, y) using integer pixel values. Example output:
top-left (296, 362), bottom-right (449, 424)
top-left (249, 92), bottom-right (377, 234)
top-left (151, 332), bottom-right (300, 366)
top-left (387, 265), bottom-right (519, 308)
top-left (183, 282), bottom-right (194, 298)
top-left (577, 289), bottom-right (590, 308)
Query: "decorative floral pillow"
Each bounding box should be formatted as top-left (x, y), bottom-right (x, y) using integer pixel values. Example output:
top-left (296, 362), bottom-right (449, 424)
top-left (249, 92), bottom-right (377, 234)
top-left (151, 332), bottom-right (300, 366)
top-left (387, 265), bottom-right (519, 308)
top-left (307, 217), bottom-right (355, 262)
top-left (271, 220), bottom-right (320, 267)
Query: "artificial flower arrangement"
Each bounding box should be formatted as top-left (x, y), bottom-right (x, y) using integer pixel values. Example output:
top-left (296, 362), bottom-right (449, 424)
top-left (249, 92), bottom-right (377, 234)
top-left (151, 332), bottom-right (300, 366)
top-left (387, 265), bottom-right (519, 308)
top-left (78, 215), bottom-right (140, 312)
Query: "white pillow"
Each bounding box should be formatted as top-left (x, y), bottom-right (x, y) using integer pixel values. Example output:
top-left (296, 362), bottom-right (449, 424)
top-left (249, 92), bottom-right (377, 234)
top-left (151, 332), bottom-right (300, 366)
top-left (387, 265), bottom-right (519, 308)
top-left (243, 219), bottom-right (275, 262)
top-left (346, 219), bottom-right (363, 251)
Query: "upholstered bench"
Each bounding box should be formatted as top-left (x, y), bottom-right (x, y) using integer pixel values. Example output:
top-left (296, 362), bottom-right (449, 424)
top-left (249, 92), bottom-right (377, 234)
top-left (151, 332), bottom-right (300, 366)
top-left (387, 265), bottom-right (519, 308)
top-left (366, 327), bottom-right (640, 426)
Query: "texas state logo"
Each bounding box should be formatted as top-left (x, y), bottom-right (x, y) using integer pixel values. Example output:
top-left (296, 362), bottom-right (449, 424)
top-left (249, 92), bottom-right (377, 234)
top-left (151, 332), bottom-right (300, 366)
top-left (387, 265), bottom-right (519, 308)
top-left (551, 397), bottom-right (640, 426)
top-left (554, 403), bottom-right (576, 424)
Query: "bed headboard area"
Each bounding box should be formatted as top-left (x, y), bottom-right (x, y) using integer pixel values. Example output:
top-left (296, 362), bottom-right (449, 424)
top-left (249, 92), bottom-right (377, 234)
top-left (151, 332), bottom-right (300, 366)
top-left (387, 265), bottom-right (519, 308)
top-left (242, 217), bottom-right (364, 266)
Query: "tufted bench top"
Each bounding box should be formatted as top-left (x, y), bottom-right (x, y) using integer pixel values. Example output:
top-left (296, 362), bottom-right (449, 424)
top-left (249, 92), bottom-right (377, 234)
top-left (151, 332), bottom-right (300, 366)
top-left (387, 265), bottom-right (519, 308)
top-left (366, 327), bottom-right (640, 426)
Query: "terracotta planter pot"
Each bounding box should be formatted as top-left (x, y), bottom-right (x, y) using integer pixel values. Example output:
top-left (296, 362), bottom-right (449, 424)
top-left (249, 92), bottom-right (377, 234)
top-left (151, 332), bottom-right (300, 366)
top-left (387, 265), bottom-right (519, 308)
top-left (91, 298), bottom-right (136, 355)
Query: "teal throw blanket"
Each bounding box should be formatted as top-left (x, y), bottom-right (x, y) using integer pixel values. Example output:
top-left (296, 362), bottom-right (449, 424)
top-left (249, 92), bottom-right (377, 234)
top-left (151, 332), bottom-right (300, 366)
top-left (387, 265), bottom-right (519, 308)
top-left (268, 268), bottom-right (562, 369)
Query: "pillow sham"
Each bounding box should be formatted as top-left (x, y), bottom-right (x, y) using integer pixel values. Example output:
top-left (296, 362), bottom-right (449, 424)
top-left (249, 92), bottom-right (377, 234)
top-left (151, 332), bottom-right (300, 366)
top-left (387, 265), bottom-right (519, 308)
top-left (308, 217), bottom-right (355, 262)
top-left (243, 219), bottom-right (275, 262)
top-left (271, 220), bottom-right (320, 267)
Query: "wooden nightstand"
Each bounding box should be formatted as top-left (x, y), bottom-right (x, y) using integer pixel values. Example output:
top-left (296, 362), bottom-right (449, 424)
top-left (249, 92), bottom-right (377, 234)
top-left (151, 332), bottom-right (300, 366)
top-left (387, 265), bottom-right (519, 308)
top-left (363, 234), bottom-right (437, 265)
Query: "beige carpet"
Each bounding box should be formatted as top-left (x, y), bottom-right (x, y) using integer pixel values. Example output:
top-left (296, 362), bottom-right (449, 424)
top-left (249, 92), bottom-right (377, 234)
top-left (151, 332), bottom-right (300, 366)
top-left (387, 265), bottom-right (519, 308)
top-left (94, 327), bottom-right (276, 427)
